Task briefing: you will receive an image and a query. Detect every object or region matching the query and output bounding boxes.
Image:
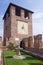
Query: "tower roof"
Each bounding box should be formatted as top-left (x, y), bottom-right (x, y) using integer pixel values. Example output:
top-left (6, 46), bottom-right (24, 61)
top-left (3, 3), bottom-right (34, 19)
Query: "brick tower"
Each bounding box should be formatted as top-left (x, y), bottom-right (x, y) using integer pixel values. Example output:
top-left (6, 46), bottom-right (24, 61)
top-left (3, 3), bottom-right (33, 46)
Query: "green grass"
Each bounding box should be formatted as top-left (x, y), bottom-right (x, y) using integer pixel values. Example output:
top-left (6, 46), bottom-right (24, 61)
top-left (4, 51), bottom-right (43, 65)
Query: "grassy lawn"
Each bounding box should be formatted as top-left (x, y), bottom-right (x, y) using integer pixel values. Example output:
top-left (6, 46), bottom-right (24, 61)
top-left (4, 51), bottom-right (43, 65)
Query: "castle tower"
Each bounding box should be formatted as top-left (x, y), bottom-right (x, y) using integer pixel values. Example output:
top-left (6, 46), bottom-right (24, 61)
top-left (3, 3), bottom-right (33, 46)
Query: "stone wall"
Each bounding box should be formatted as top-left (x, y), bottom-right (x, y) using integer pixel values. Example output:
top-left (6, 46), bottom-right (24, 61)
top-left (28, 36), bottom-right (34, 48)
top-left (23, 34), bottom-right (43, 54)
top-left (23, 38), bottom-right (29, 49)
top-left (33, 34), bottom-right (42, 49)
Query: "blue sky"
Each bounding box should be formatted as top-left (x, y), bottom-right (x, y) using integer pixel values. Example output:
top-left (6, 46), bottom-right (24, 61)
top-left (0, 0), bottom-right (43, 38)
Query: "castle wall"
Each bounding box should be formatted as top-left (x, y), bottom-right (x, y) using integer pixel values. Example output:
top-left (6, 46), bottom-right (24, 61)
top-left (22, 34), bottom-right (43, 54)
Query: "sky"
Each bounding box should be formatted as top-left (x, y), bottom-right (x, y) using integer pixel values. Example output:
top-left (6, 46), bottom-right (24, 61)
top-left (0, 0), bottom-right (43, 38)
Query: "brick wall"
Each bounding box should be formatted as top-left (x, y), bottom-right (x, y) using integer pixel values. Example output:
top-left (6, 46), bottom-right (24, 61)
top-left (4, 5), bottom-right (33, 46)
top-left (22, 34), bottom-right (43, 54)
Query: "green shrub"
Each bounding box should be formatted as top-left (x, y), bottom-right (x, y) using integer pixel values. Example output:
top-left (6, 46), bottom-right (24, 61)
top-left (7, 43), bottom-right (15, 50)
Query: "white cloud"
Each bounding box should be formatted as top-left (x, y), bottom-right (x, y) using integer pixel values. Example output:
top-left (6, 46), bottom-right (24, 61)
top-left (0, 15), bottom-right (3, 22)
top-left (33, 21), bottom-right (43, 35)
top-left (0, 15), bottom-right (3, 38)
top-left (33, 12), bottom-right (43, 19)
top-left (32, 12), bottom-right (43, 35)
top-left (0, 28), bottom-right (3, 35)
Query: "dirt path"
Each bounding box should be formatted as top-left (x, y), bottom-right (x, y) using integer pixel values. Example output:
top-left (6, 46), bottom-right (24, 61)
top-left (0, 49), bottom-right (3, 65)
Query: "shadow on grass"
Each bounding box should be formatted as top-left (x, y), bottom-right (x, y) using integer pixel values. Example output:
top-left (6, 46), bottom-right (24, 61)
top-left (29, 63), bottom-right (43, 65)
top-left (23, 56), bottom-right (37, 60)
top-left (21, 52), bottom-right (27, 55)
top-left (5, 56), bottom-right (13, 58)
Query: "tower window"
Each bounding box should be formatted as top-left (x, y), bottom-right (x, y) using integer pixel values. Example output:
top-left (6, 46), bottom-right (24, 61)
top-left (6, 9), bottom-right (10, 18)
top-left (8, 9), bottom-right (10, 17)
top-left (24, 10), bottom-right (29, 19)
top-left (6, 10), bottom-right (10, 18)
top-left (15, 7), bottom-right (21, 16)
top-left (8, 11), bottom-right (10, 17)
